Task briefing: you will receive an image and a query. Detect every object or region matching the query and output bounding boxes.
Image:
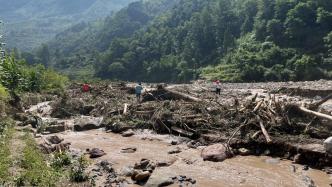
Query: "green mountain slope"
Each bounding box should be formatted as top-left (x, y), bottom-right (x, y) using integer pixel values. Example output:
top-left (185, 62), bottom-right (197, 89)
top-left (0, 0), bottom-right (136, 51)
top-left (33, 0), bottom-right (332, 82)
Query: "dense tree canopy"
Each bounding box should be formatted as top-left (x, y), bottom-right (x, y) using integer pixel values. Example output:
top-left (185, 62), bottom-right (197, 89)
top-left (30, 0), bottom-right (332, 82)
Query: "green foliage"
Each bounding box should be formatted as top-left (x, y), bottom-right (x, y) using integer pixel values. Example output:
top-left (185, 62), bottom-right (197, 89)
top-left (0, 118), bottom-right (14, 185)
top-left (69, 155), bottom-right (90, 182)
top-left (0, 54), bottom-right (68, 95)
top-left (19, 133), bottom-right (60, 186)
top-left (0, 84), bottom-right (9, 102)
top-left (51, 152), bottom-right (72, 171)
top-left (34, 0), bottom-right (332, 82)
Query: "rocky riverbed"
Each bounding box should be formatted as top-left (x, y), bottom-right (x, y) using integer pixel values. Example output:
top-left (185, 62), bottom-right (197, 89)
top-left (16, 80), bottom-right (332, 186)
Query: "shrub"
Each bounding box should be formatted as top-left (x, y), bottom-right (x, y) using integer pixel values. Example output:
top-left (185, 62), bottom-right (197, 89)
top-left (51, 152), bottom-right (72, 170)
top-left (69, 155), bottom-right (90, 182)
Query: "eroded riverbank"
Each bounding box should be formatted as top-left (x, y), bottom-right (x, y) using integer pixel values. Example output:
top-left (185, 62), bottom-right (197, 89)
top-left (39, 129), bottom-right (331, 187)
top-left (16, 80), bottom-right (332, 186)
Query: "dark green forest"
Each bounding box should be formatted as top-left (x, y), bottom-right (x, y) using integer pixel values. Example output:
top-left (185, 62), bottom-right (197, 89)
top-left (27, 0), bottom-right (332, 83)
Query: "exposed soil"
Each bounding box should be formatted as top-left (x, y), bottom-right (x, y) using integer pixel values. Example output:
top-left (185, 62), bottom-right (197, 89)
top-left (8, 127), bottom-right (25, 183)
top-left (19, 80), bottom-right (332, 186)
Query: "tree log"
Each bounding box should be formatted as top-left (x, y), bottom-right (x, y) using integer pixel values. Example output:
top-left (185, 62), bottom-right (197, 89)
top-left (164, 88), bottom-right (202, 102)
top-left (298, 106), bottom-right (332, 122)
top-left (253, 100), bottom-right (263, 113)
top-left (123, 103), bottom-right (128, 115)
top-left (257, 115), bottom-right (272, 143)
top-left (310, 94), bottom-right (332, 110)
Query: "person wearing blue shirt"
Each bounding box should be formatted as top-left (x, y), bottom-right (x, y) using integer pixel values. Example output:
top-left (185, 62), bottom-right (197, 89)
top-left (135, 82), bottom-right (143, 103)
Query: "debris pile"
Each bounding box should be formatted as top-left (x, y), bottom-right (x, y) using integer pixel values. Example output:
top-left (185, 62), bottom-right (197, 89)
top-left (22, 81), bottom-right (332, 167)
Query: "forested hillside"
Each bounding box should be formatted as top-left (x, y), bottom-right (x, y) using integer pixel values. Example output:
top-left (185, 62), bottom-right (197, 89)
top-left (35, 0), bottom-right (332, 82)
top-left (27, 0), bottom-right (179, 79)
top-left (0, 0), bottom-right (136, 51)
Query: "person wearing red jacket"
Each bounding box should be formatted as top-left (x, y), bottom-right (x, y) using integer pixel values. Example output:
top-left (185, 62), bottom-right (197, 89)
top-left (82, 83), bottom-right (90, 93)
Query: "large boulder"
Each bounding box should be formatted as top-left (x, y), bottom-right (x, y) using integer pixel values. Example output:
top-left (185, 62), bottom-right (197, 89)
top-left (74, 117), bottom-right (104, 131)
top-left (201, 144), bottom-right (233, 162)
top-left (88, 148), bottom-right (106, 158)
top-left (324, 137), bottom-right (332, 154)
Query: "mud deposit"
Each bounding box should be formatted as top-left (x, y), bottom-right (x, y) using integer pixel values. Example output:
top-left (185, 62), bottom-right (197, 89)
top-left (46, 129), bottom-right (331, 187)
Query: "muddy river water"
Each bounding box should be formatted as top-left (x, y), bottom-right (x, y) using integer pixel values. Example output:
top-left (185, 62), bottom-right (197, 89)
top-left (48, 129), bottom-right (331, 187)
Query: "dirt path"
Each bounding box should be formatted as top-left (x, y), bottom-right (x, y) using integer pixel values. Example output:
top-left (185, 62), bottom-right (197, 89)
top-left (8, 127), bottom-right (26, 181)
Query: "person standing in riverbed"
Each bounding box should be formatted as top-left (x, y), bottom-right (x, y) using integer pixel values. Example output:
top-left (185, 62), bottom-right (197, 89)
top-left (213, 80), bottom-right (221, 95)
top-left (135, 82), bottom-right (143, 103)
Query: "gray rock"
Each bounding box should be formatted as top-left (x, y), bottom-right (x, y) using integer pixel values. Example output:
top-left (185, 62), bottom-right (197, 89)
top-left (121, 147), bottom-right (137, 153)
top-left (46, 135), bottom-right (64, 144)
top-left (168, 147), bottom-right (181, 154)
top-left (105, 121), bottom-right (132, 133)
top-left (122, 129), bottom-right (135, 137)
top-left (145, 174), bottom-right (174, 187)
top-left (120, 166), bottom-right (135, 177)
top-left (88, 148), bottom-right (106, 158)
top-left (238, 148), bottom-right (251, 156)
top-left (74, 117), bottom-right (104, 131)
top-left (98, 160), bottom-right (113, 172)
top-left (324, 137), bottom-right (332, 154)
top-left (134, 171), bottom-right (151, 181)
top-left (134, 159), bottom-right (151, 169)
top-left (201, 143), bottom-right (233, 162)
top-left (45, 125), bottom-right (66, 133)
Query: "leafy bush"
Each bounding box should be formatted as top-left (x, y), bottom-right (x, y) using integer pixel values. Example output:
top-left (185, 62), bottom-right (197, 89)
top-left (51, 152), bottom-right (72, 170)
top-left (20, 133), bottom-right (60, 186)
top-left (69, 155), bottom-right (90, 182)
top-left (0, 55), bottom-right (68, 95)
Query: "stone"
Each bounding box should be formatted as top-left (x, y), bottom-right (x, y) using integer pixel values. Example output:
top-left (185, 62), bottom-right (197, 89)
top-left (263, 149), bottom-right (271, 156)
top-left (122, 129), bottom-right (135, 137)
top-left (156, 159), bottom-right (176, 167)
top-left (168, 147), bottom-right (181, 154)
top-left (120, 166), bottom-right (135, 177)
top-left (201, 143), bottom-right (233, 162)
top-left (121, 147), bottom-right (137, 153)
top-left (45, 125), bottom-right (66, 134)
top-left (324, 137), bottom-right (332, 154)
top-left (187, 140), bottom-right (201, 149)
top-left (46, 135), bottom-right (64, 144)
top-left (134, 159), bottom-right (150, 169)
top-left (293, 153), bottom-right (302, 164)
top-left (98, 160), bottom-right (113, 172)
top-left (171, 140), bottom-right (178, 145)
top-left (82, 105), bottom-right (95, 115)
top-left (238, 148), bottom-right (251, 156)
top-left (88, 148), bottom-right (106, 158)
top-left (39, 142), bottom-right (70, 154)
top-left (134, 171), bottom-right (151, 181)
top-left (145, 173), bottom-right (174, 187)
top-left (105, 121), bottom-right (132, 133)
top-left (74, 117), bottom-right (104, 131)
